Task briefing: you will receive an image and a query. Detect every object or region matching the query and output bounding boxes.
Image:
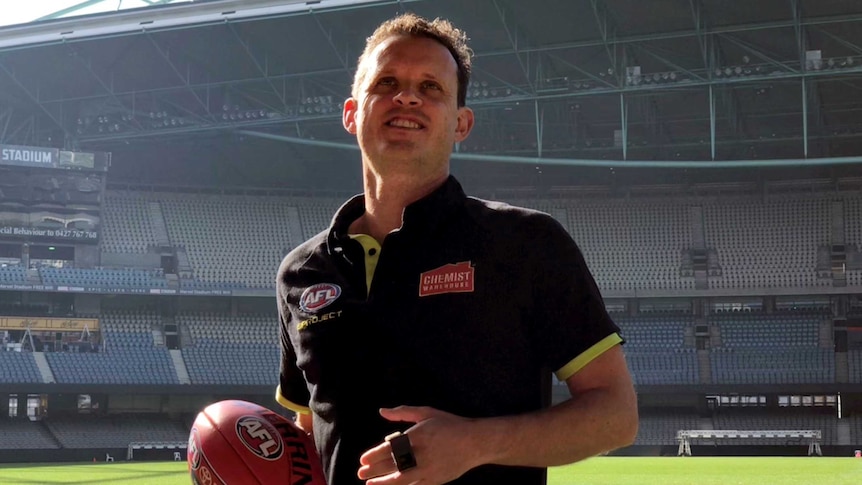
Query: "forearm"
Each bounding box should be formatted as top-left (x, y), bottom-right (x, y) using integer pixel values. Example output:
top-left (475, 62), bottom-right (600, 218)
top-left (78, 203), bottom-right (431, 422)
top-left (472, 385), bottom-right (638, 468)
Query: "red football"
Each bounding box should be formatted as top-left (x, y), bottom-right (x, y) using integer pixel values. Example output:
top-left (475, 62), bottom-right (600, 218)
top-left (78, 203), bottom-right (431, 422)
top-left (188, 400), bottom-right (326, 485)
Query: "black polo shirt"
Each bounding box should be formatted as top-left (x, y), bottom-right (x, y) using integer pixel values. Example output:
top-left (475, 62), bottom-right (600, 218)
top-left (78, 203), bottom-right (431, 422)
top-left (276, 176), bottom-right (621, 485)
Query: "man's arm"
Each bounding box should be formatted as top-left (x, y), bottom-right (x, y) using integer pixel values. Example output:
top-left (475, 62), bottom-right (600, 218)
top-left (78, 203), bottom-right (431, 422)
top-left (475, 344), bottom-right (637, 466)
top-left (358, 344), bottom-right (638, 483)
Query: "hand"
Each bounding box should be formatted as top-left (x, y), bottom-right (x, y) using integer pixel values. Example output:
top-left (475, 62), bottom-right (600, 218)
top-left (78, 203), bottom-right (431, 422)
top-left (357, 406), bottom-right (483, 485)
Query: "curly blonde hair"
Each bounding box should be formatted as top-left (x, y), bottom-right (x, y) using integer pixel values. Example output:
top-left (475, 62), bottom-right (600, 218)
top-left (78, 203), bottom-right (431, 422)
top-left (353, 13), bottom-right (472, 107)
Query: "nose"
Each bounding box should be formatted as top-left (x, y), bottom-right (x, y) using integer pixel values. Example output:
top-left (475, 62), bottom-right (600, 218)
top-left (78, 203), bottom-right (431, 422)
top-left (393, 87), bottom-right (421, 106)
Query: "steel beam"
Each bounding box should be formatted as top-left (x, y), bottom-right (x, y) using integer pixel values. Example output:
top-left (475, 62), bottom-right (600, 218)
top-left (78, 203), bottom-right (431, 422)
top-left (0, 58), bottom-right (70, 140)
top-left (2, 0), bottom-right (409, 52)
top-left (44, 56), bottom-right (862, 116)
top-left (64, 64), bottom-right (862, 144)
top-left (492, 0), bottom-right (535, 92)
top-left (490, 0), bottom-right (550, 154)
top-left (791, 0), bottom-right (825, 156)
top-left (144, 32), bottom-right (214, 119)
top-left (802, 78), bottom-right (809, 157)
top-left (791, 0), bottom-right (805, 69)
top-left (620, 93), bottom-right (627, 160)
top-left (709, 84), bottom-right (716, 159)
top-left (39, 67), bottom-right (348, 104)
top-left (631, 44), bottom-right (707, 81)
top-left (716, 34), bottom-right (798, 73)
top-left (534, 100), bottom-right (543, 158)
top-left (792, 0), bottom-right (808, 157)
top-left (236, 129), bottom-right (862, 169)
top-left (478, 13), bottom-right (862, 59)
top-left (11, 116), bottom-right (37, 145)
top-left (689, 0), bottom-right (710, 71)
top-left (588, 0), bottom-right (619, 82)
top-left (0, 107), bottom-right (11, 143)
top-left (35, 0), bottom-right (186, 22)
top-left (37, 0), bottom-right (109, 21)
top-left (227, 22), bottom-right (287, 109)
top-left (544, 54), bottom-right (617, 89)
top-left (63, 44), bottom-right (150, 131)
top-left (470, 67), bottom-right (531, 97)
top-left (311, 11), bottom-right (351, 74)
top-left (813, 27), bottom-right (862, 56)
top-left (3, 0), bottom-right (860, 58)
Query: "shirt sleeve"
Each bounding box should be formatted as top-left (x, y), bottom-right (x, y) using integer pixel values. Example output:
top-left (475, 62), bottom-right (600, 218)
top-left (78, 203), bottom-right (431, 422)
top-left (525, 213), bottom-right (623, 380)
top-left (277, 287), bottom-right (312, 414)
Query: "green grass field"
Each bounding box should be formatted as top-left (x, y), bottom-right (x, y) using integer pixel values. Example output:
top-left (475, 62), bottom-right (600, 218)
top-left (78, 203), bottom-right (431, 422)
top-left (0, 457), bottom-right (858, 484)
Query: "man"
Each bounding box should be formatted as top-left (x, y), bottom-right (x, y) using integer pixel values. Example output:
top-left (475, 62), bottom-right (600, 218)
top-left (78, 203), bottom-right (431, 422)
top-left (276, 13), bottom-right (638, 485)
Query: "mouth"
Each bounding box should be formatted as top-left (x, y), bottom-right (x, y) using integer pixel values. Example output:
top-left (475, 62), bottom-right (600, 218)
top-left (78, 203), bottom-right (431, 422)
top-left (386, 117), bottom-right (424, 130)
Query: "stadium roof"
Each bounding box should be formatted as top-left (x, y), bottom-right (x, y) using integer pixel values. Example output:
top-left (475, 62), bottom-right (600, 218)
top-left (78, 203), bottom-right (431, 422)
top-left (2, 0), bottom-right (862, 190)
top-left (2, 0), bottom-right (194, 28)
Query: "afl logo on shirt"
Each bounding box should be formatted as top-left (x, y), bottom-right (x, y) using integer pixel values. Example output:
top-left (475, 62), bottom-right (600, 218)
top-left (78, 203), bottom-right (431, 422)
top-left (300, 283), bottom-right (342, 313)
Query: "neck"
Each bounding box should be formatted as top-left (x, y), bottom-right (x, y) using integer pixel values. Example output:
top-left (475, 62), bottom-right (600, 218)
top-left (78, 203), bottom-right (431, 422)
top-left (350, 169), bottom-right (448, 242)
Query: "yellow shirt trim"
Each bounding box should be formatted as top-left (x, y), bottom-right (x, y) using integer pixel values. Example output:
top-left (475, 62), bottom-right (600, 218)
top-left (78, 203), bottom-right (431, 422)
top-left (350, 234), bottom-right (382, 297)
top-left (275, 384), bottom-right (311, 415)
top-left (554, 333), bottom-right (623, 381)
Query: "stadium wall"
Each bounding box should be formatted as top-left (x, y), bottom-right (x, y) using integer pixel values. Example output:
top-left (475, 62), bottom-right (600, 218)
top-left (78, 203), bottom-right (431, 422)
top-left (0, 448), bottom-right (129, 464)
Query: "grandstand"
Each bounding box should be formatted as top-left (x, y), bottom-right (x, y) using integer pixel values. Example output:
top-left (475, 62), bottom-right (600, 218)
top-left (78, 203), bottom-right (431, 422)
top-left (4, 178), bottom-right (859, 461)
top-left (0, 0), bottom-right (860, 466)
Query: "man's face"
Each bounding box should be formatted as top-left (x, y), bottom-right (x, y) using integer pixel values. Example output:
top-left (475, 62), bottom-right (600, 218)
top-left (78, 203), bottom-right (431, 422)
top-left (343, 35), bottom-right (474, 179)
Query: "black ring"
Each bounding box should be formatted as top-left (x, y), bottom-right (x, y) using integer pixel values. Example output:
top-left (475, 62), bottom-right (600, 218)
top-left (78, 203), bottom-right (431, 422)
top-left (385, 431), bottom-right (417, 472)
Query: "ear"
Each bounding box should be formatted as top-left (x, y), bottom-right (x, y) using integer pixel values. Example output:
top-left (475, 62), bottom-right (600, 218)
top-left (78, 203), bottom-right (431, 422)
top-left (454, 106), bottom-right (474, 143)
top-left (343, 97), bottom-right (358, 135)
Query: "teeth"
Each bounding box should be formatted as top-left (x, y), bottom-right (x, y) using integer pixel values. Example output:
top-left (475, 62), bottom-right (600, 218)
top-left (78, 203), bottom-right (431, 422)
top-left (389, 119), bottom-right (421, 129)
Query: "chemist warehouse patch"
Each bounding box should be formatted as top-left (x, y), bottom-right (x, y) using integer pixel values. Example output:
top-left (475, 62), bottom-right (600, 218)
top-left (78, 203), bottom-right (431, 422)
top-left (419, 261), bottom-right (475, 297)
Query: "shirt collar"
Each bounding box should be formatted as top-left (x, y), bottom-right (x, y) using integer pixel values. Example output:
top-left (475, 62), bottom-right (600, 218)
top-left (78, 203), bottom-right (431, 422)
top-left (326, 175), bottom-right (466, 253)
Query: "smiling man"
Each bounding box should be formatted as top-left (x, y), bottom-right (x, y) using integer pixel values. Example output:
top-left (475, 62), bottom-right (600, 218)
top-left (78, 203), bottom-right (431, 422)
top-left (276, 13), bottom-right (638, 485)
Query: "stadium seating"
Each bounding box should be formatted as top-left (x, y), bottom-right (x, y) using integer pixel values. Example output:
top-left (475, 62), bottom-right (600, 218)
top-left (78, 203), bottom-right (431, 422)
top-left (39, 267), bottom-right (168, 289)
top-left (570, 201), bottom-right (692, 292)
top-left (704, 197), bottom-right (831, 290)
top-left (0, 351), bottom-right (43, 383)
top-left (44, 414), bottom-right (187, 449)
top-left (295, 196), bottom-right (344, 240)
top-left (0, 264), bottom-right (27, 285)
top-left (615, 314), bottom-right (699, 385)
top-left (712, 409), bottom-right (838, 445)
top-left (849, 349), bottom-right (862, 383)
top-left (45, 311), bottom-right (178, 385)
top-left (148, 192), bottom-right (297, 289)
top-left (101, 192), bottom-right (160, 253)
top-left (844, 196), bottom-right (862, 252)
top-left (94, 188), bottom-right (851, 293)
top-left (709, 311), bottom-right (834, 384)
top-left (635, 410), bottom-right (702, 446)
top-left (179, 312), bottom-right (279, 385)
top-left (0, 419), bottom-right (59, 449)
top-left (849, 414), bottom-right (862, 446)
top-left (712, 312), bottom-right (823, 348)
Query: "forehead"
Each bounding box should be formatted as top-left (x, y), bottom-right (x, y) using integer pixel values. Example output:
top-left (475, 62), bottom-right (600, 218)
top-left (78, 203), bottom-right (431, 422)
top-left (363, 35), bottom-right (458, 82)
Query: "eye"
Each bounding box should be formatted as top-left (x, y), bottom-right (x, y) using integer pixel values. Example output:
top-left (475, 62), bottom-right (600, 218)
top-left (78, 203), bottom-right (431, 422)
top-left (422, 81), bottom-right (442, 91)
top-left (376, 77), bottom-right (397, 87)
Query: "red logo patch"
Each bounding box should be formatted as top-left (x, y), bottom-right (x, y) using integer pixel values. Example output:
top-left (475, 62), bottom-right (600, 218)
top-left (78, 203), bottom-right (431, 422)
top-left (235, 415), bottom-right (284, 461)
top-left (419, 261), bottom-right (475, 297)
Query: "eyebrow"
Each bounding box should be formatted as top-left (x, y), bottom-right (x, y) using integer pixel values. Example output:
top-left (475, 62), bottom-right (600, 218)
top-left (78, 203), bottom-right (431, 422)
top-left (373, 69), bottom-right (445, 82)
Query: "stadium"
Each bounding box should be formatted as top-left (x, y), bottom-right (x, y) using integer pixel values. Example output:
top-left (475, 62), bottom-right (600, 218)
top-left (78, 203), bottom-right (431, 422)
top-left (1, 0), bottom-right (861, 483)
